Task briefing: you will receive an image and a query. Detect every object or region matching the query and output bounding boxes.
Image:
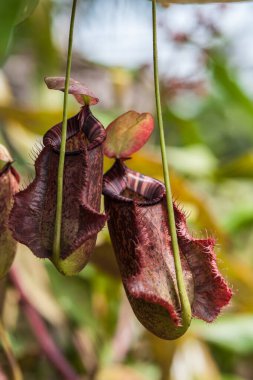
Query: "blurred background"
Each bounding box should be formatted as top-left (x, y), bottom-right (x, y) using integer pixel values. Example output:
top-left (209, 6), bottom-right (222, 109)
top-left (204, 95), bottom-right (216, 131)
top-left (1, 0), bottom-right (253, 379)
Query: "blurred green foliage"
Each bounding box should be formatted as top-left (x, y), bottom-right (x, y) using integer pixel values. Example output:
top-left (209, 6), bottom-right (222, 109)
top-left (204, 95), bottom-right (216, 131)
top-left (0, 0), bottom-right (39, 62)
top-left (0, 1), bottom-right (253, 380)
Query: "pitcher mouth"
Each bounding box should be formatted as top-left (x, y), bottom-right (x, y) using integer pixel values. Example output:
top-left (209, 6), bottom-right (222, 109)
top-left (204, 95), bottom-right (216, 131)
top-left (103, 159), bottom-right (165, 206)
top-left (43, 107), bottom-right (106, 154)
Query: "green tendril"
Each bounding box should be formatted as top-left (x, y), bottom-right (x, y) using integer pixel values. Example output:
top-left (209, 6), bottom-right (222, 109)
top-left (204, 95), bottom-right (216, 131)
top-left (152, 0), bottom-right (192, 336)
top-left (52, 0), bottom-right (78, 271)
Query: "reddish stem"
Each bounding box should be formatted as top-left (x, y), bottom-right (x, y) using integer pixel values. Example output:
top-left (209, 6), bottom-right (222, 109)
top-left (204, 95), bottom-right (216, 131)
top-left (9, 267), bottom-right (80, 380)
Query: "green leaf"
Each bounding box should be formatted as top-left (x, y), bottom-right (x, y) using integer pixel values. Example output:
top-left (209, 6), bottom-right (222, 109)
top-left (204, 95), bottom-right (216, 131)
top-left (15, 0), bottom-right (39, 24)
top-left (162, 106), bottom-right (203, 146)
top-left (210, 56), bottom-right (253, 118)
top-left (0, 0), bottom-right (20, 61)
top-left (0, 0), bottom-right (39, 62)
top-left (193, 315), bottom-right (253, 355)
top-left (223, 207), bottom-right (253, 233)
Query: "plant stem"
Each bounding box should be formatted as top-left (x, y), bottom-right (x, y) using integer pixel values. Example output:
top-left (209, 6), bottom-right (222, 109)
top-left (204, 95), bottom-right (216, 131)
top-left (53, 0), bottom-right (78, 267)
top-left (152, 0), bottom-right (192, 335)
top-left (0, 319), bottom-right (23, 380)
